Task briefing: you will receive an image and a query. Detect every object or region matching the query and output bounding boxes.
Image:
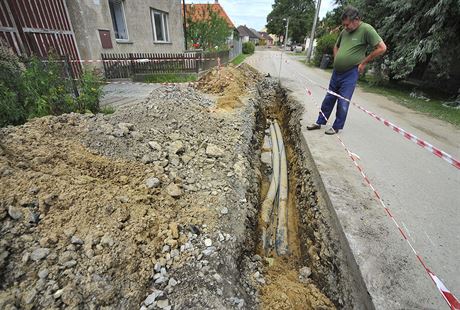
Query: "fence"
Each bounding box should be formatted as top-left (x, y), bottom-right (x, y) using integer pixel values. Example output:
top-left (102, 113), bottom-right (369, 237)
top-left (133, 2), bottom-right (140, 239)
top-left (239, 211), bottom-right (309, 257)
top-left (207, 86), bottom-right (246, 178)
top-left (0, 0), bottom-right (82, 77)
top-left (101, 50), bottom-right (230, 79)
top-left (201, 50), bottom-right (230, 72)
top-left (229, 37), bottom-right (243, 60)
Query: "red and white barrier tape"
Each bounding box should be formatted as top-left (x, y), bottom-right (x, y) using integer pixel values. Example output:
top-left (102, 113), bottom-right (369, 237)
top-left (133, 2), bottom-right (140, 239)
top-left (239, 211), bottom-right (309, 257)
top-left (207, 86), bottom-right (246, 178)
top-left (44, 57), bottom-right (224, 64)
top-left (248, 55), bottom-right (458, 169)
top-left (294, 70), bottom-right (460, 170)
top-left (306, 87), bottom-right (460, 309)
top-left (319, 86), bottom-right (460, 170)
top-left (103, 81), bottom-right (199, 87)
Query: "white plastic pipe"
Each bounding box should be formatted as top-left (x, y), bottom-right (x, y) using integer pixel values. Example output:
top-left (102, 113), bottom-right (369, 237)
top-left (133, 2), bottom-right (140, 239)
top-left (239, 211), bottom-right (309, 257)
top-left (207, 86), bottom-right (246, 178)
top-left (274, 120), bottom-right (289, 255)
top-left (261, 122), bottom-right (280, 252)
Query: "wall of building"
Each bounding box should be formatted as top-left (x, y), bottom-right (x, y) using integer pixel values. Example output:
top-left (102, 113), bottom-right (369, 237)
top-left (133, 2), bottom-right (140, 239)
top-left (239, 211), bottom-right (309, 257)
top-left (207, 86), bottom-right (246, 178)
top-left (66, 0), bottom-right (185, 62)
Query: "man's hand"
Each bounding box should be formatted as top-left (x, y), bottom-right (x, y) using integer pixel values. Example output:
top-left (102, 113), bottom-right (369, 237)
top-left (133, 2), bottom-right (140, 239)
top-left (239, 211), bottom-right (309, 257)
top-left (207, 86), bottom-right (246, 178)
top-left (358, 41), bottom-right (387, 74)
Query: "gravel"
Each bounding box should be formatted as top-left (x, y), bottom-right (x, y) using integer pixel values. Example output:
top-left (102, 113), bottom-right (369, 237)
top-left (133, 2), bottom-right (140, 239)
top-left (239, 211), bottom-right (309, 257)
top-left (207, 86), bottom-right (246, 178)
top-left (30, 248), bottom-right (50, 261)
top-left (0, 66), bottom-right (265, 309)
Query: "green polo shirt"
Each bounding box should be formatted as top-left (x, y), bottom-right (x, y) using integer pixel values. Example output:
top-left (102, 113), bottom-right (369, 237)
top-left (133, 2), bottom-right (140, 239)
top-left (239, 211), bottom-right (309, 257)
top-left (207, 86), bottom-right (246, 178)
top-left (333, 22), bottom-right (382, 72)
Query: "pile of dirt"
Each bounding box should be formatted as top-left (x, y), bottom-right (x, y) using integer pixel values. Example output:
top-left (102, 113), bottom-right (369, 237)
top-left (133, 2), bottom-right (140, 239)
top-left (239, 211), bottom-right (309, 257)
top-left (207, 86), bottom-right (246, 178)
top-left (0, 65), bottom-right (351, 309)
top-left (0, 65), bottom-right (263, 309)
top-left (0, 120), bottom-right (163, 308)
top-left (198, 64), bottom-right (260, 111)
top-left (261, 259), bottom-right (334, 309)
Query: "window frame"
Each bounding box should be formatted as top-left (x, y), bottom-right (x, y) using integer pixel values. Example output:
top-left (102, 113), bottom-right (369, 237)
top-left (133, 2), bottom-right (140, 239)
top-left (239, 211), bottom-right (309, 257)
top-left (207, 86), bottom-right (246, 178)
top-left (151, 8), bottom-right (170, 43)
top-left (109, 0), bottom-right (129, 42)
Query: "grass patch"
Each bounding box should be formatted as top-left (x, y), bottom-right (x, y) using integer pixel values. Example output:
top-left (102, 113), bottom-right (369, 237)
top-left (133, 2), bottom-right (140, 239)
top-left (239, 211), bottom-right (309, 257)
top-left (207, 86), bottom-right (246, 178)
top-left (100, 106), bottom-right (115, 115)
top-left (231, 54), bottom-right (249, 66)
top-left (144, 74), bottom-right (197, 84)
top-left (358, 77), bottom-right (460, 127)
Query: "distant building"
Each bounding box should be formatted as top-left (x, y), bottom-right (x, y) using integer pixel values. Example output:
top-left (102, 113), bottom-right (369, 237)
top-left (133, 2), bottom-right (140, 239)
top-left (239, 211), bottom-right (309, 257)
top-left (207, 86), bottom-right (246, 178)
top-left (259, 32), bottom-right (274, 46)
top-left (237, 25), bottom-right (260, 45)
top-left (184, 0), bottom-right (236, 49)
top-left (185, 1), bottom-right (235, 29)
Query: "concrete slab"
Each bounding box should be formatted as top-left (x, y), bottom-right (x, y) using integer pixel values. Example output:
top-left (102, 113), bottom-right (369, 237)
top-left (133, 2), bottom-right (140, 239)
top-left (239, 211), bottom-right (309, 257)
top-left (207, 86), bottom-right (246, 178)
top-left (247, 51), bottom-right (460, 309)
top-left (100, 82), bottom-right (160, 108)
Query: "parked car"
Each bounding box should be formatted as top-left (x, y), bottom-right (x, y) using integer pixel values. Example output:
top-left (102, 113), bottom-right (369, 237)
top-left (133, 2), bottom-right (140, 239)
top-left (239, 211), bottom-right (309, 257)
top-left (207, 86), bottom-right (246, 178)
top-left (294, 45), bottom-right (303, 53)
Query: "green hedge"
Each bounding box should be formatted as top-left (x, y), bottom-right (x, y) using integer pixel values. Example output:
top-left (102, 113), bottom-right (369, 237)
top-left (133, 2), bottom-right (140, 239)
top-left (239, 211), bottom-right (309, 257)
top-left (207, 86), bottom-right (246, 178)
top-left (313, 33), bottom-right (338, 67)
top-left (242, 42), bottom-right (255, 55)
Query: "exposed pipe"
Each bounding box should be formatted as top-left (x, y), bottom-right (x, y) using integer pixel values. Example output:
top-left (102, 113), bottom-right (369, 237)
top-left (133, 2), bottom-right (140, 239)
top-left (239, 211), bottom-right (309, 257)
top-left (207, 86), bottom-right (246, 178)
top-left (261, 121), bottom-right (280, 253)
top-left (260, 119), bottom-right (289, 256)
top-left (274, 120), bottom-right (289, 255)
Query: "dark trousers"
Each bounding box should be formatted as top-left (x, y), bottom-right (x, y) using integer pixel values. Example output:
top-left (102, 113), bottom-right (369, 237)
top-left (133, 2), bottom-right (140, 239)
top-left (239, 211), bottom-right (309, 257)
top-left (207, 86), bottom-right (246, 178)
top-left (316, 66), bottom-right (359, 130)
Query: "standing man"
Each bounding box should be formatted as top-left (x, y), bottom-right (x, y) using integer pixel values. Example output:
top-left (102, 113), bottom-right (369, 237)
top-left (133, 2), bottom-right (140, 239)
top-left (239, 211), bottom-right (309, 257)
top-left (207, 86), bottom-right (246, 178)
top-left (307, 6), bottom-right (387, 134)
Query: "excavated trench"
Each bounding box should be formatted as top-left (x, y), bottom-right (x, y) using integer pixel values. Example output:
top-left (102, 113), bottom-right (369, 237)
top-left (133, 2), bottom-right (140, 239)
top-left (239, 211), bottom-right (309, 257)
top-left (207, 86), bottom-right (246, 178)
top-left (247, 79), bottom-right (372, 309)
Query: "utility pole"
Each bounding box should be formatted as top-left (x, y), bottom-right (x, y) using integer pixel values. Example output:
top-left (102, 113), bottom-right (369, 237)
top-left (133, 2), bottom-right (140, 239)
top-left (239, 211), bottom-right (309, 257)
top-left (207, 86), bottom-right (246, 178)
top-left (279, 17), bottom-right (290, 81)
top-left (183, 0), bottom-right (188, 50)
top-left (284, 17), bottom-right (289, 50)
top-left (284, 17), bottom-right (290, 49)
top-left (306, 0), bottom-right (321, 62)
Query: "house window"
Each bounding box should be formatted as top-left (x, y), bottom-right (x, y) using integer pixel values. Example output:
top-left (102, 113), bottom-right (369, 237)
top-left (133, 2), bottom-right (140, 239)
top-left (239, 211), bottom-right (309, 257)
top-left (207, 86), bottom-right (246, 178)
top-left (109, 0), bottom-right (128, 40)
top-left (151, 9), bottom-right (170, 42)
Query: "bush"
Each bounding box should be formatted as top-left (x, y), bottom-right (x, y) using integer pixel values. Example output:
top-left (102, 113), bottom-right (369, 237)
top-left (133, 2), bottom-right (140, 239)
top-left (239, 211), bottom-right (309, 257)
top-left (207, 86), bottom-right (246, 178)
top-left (76, 69), bottom-right (104, 113)
top-left (313, 33), bottom-right (338, 67)
top-left (22, 56), bottom-right (75, 117)
top-left (0, 41), bottom-right (26, 126)
top-left (0, 82), bottom-right (25, 127)
top-left (242, 42), bottom-right (255, 54)
top-left (0, 45), bottom-right (105, 127)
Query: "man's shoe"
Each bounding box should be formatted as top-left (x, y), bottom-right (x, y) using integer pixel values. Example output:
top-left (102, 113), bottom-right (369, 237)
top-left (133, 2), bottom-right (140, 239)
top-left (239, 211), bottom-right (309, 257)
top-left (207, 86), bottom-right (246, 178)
top-left (307, 123), bottom-right (321, 130)
top-left (325, 128), bottom-right (338, 135)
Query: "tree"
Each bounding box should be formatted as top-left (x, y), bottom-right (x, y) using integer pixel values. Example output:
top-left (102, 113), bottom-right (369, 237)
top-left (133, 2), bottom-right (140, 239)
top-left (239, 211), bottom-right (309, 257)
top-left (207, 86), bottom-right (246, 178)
top-left (186, 5), bottom-right (232, 50)
top-left (315, 7), bottom-right (342, 38)
top-left (266, 0), bottom-right (316, 44)
top-left (336, 0), bottom-right (460, 93)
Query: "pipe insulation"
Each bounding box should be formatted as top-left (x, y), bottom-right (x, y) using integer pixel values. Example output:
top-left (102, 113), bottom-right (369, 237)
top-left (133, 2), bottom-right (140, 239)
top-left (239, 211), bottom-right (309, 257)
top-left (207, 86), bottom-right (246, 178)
top-left (261, 122), bottom-right (280, 252)
top-left (274, 120), bottom-right (289, 255)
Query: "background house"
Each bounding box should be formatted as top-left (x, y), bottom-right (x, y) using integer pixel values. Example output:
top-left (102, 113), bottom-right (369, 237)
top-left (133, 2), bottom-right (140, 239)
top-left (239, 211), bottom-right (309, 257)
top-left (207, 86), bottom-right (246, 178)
top-left (185, 1), bottom-right (241, 58)
top-left (185, 0), bottom-right (236, 48)
top-left (259, 32), bottom-right (274, 46)
top-left (67, 0), bottom-right (185, 62)
top-left (237, 25), bottom-right (260, 45)
top-left (0, 0), bottom-right (185, 63)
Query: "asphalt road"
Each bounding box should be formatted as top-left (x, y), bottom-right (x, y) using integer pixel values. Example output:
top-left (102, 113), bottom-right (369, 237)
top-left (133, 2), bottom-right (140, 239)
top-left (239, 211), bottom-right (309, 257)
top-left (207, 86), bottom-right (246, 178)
top-left (247, 50), bottom-right (460, 309)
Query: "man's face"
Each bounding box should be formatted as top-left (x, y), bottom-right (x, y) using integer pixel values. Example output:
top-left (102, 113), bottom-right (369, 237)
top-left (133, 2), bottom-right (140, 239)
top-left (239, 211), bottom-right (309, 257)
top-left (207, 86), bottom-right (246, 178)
top-left (342, 17), bottom-right (360, 32)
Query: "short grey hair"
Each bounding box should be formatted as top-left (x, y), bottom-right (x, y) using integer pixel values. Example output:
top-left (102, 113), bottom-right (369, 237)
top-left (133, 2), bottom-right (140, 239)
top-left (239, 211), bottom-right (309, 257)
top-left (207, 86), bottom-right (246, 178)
top-left (341, 6), bottom-right (360, 20)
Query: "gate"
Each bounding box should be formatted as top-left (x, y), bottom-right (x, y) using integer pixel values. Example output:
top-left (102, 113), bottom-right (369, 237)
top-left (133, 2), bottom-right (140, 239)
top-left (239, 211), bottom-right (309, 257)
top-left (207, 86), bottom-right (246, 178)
top-left (0, 0), bottom-right (81, 75)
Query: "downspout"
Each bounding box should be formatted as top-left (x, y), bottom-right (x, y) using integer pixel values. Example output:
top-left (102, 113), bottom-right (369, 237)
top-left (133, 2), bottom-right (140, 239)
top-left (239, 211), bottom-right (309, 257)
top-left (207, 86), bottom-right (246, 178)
top-left (182, 0), bottom-right (188, 50)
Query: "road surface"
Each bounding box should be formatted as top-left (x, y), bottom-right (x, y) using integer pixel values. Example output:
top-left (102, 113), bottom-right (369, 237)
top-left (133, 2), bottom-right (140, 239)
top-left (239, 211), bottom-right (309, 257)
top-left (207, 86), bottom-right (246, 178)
top-left (100, 82), bottom-right (159, 108)
top-left (247, 50), bottom-right (460, 309)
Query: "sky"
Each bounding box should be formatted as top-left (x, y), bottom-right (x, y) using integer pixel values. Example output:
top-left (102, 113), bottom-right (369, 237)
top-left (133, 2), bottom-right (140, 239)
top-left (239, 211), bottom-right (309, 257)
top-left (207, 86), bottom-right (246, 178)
top-left (187, 0), bottom-right (337, 31)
